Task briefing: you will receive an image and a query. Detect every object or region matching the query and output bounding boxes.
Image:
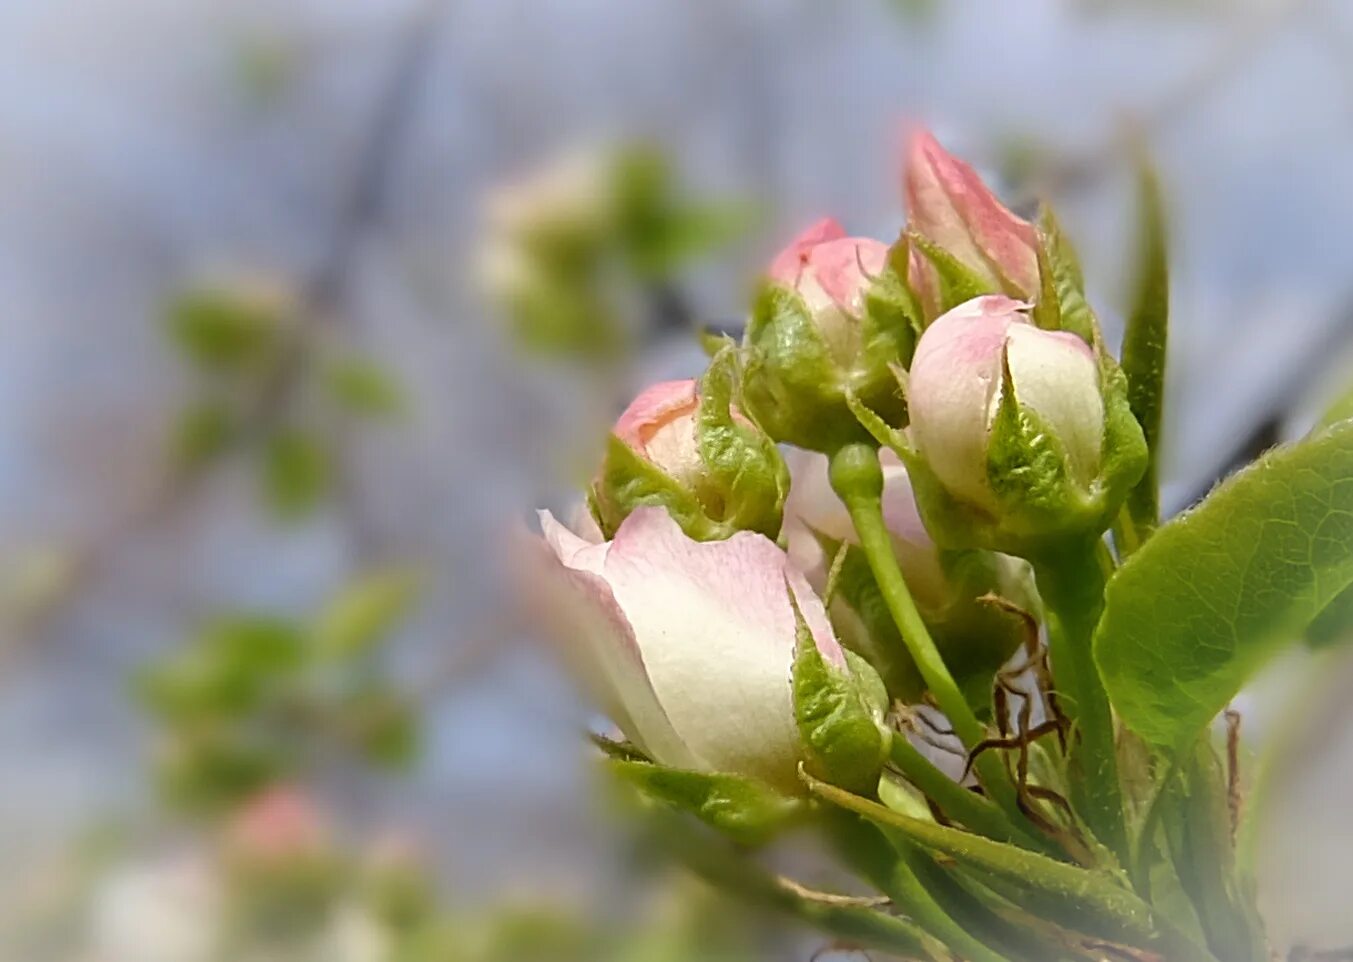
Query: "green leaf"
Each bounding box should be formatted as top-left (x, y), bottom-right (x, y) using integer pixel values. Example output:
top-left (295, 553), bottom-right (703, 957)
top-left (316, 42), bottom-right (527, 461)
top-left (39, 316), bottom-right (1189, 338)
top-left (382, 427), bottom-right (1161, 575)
top-left (1095, 420), bottom-right (1353, 751)
top-left (607, 759), bottom-right (803, 845)
top-left (260, 430), bottom-right (330, 519)
top-left (166, 288), bottom-right (280, 374)
top-left (791, 609), bottom-right (890, 795)
top-left (1117, 155), bottom-right (1170, 546)
top-left (314, 568), bottom-right (422, 658)
top-left (325, 355), bottom-right (406, 417)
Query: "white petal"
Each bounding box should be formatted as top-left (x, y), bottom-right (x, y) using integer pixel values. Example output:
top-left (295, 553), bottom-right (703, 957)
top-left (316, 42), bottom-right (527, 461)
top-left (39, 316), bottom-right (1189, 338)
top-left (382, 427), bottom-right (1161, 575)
top-left (603, 508), bottom-right (841, 790)
top-left (534, 511), bottom-right (698, 767)
top-left (1005, 324), bottom-right (1104, 485)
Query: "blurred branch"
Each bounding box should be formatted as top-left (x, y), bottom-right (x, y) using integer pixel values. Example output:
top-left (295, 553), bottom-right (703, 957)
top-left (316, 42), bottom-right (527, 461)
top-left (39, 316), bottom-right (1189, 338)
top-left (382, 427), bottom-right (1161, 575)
top-left (1, 0), bottom-right (448, 664)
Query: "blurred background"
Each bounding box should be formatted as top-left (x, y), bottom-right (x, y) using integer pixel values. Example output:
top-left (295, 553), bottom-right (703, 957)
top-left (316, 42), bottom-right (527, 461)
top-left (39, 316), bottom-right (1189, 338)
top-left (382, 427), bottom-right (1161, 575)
top-left (4, 0), bottom-right (1353, 959)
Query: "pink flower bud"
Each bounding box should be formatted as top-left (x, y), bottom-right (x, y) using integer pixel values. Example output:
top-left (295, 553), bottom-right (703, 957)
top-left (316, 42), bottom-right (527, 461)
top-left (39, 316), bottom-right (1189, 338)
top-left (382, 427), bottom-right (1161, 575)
top-left (903, 129), bottom-right (1040, 302)
top-left (611, 380), bottom-right (704, 487)
top-left (908, 296), bottom-right (1104, 515)
top-left (227, 785), bottom-right (329, 864)
top-left (767, 218), bottom-right (890, 364)
top-left (533, 507), bottom-right (844, 791)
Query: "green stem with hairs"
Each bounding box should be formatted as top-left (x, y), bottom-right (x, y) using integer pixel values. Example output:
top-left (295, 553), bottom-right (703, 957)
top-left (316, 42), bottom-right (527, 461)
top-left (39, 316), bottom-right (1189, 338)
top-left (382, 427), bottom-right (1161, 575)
top-left (889, 736), bottom-right (1048, 853)
top-left (1032, 538), bottom-right (1128, 864)
top-left (829, 444), bottom-right (1024, 826)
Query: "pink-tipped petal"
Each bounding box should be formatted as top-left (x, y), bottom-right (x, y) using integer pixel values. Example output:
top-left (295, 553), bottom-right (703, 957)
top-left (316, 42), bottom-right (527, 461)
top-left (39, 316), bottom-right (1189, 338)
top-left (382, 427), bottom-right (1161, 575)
top-left (767, 217), bottom-right (848, 284)
top-left (613, 380), bottom-right (699, 451)
top-left (534, 511), bottom-right (699, 768)
top-left (603, 507), bottom-right (841, 790)
top-left (806, 238), bottom-right (890, 313)
top-left (904, 128), bottom-right (1039, 298)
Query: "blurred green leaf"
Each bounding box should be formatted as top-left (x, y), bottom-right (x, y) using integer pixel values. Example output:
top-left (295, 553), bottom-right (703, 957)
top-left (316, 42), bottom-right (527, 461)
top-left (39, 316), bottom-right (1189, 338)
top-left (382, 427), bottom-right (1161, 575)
top-left (314, 568), bottom-right (422, 659)
top-left (260, 430), bottom-right (330, 519)
top-left (613, 146), bottom-right (752, 278)
top-left (170, 401), bottom-right (236, 468)
top-left (349, 690), bottom-right (421, 768)
top-left (166, 288), bottom-right (281, 374)
top-left (156, 731), bottom-right (284, 813)
top-left (1117, 154), bottom-right (1170, 548)
top-left (325, 355), bottom-right (407, 417)
top-left (139, 616), bottom-right (307, 721)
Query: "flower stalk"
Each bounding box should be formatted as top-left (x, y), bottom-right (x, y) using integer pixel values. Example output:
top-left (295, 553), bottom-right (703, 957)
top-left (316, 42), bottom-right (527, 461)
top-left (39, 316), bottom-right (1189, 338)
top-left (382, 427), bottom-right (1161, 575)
top-left (1030, 538), bottom-right (1127, 863)
top-left (828, 443), bottom-right (1024, 823)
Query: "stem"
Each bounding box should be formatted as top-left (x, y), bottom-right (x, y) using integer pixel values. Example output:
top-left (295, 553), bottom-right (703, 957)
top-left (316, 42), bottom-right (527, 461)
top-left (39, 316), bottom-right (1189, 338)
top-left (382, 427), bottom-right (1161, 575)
top-left (827, 813), bottom-right (1010, 962)
top-left (829, 445), bottom-right (1023, 822)
top-left (1032, 538), bottom-right (1128, 863)
top-left (889, 737), bottom-right (1046, 853)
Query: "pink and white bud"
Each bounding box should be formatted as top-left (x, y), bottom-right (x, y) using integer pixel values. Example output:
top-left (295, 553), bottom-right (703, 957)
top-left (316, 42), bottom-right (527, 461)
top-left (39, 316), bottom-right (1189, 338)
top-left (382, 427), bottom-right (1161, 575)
top-left (767, 218), bottom-right (890, 365)
top-left (908, 296), bottom-right (1104, 515)
top-left (903, 129), bottom-right (1040, 303)
top-left (533, 506), bottom-right (844, 791)
top-left (611, 380), bottom-right (704, 488)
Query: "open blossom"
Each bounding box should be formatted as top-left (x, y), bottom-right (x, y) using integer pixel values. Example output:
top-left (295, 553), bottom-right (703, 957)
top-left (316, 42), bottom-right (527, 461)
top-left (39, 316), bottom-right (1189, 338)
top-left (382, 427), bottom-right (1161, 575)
top-left (767, 217), bottom-right (890, 366)
top-left (908, 295), bottom-right (1104, 516)
top-left (903, 129), bottom-right (1040, 312)
top-left (534, 506), bottom-right (843, 791)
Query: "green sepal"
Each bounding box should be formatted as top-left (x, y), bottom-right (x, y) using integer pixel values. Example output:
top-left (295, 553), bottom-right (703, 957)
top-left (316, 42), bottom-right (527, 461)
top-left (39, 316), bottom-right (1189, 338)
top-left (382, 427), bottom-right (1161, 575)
top-left (606, 758), bottom-right (804, 846)
top-left (1036, 205), bottom-right (1100, 346)
top-left (1097, 351), bottom-right (1152, 539)
top-left (907, 231), bottom-right (992, 316)
top-left (592, 347), bottom-right (787, 541)
top-left (742, 283), bottom-right (860, 452)
top-left (592, 435), bottom-right (723, 541)
top-left (791, 604), bottom-right (891, 796)
top-left (695, 346), bottom-right (790, 538)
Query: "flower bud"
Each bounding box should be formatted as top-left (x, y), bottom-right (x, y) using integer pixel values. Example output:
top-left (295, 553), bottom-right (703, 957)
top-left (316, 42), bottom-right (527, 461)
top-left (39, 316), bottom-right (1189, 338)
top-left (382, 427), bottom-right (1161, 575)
top-left (742, 218), bottom-right (917, 453)
top-left (906, 296), bottom-right (1146, 552)
top-left (903, 129), bottom-right (1040, 317)
top-left (533, 506), bottom-right (848, 792)
top-left (591, 348), bottom-right (789, 541)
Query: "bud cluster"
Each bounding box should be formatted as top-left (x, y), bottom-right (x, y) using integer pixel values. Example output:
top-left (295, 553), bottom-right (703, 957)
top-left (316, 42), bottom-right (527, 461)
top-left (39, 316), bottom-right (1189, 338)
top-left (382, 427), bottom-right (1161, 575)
top-left (531, 126), bottom-right (1148, 799)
